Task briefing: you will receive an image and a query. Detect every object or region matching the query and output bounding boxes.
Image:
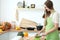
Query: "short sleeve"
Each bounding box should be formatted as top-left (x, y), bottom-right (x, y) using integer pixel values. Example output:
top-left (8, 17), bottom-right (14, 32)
top-left (52, 12), bottom-right (59, 23)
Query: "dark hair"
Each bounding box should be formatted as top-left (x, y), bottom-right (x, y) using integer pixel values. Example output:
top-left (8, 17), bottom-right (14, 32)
top-left (45, 0), bottom-right (53, 9)
top-left (43, 0), bottom-right (54, 18)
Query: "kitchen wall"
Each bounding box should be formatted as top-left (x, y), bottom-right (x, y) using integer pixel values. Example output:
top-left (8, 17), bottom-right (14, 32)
top-left (0, 0), bottom-right (1, 20)
top-left (0, 0), bottom-right (60, 27)
top-left (18, 9), bottom-right (44, 25)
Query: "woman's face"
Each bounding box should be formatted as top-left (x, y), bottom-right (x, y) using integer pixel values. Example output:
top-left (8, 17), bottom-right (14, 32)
top-left (44, 5), bottom-right (51, 11)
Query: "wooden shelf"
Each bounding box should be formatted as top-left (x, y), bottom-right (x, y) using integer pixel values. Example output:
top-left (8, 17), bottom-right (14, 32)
top-left (17, 8), bottom-right (44, 11)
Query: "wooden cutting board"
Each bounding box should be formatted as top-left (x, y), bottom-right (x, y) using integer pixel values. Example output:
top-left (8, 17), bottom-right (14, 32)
top-left (20, 18), bottom-right (37, 28)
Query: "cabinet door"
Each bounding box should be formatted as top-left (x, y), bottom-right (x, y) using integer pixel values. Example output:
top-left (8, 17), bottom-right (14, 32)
top-left (0, 32), bottom-right (9, 40)
top-left (9, 32), bottom-right (18, 40)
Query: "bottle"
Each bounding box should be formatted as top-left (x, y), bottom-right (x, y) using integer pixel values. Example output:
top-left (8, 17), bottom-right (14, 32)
top-left (23, 0), bottom-right (25, 8)
top-left (24, 32), bottom-right (28, 37)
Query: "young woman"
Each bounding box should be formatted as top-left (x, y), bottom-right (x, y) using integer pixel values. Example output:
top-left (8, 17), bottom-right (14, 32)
top-left (38, 0), bottom-right (59, 40)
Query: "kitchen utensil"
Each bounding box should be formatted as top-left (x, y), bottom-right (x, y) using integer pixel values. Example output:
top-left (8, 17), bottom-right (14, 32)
top-left (26, 27), bottom-right (35, 30)
top-left (36, 25), bottom-right (43, 31)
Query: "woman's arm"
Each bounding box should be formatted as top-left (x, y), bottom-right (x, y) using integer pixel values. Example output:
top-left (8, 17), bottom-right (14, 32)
top-left (46, 23), bottom-right (59, 35)
top-left (38, 19), bottom-right (47, 34)
top-left (39, 11), bottom-right (48, 33)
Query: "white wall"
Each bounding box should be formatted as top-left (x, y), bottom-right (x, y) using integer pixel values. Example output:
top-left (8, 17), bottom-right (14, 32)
top-left (0, 0), bottom-right (60, 26)
top-left (0, 0), bottom-right (1, 20)
top-left (0, 0), bottom-right (45, 22)
top-left (0, 0), bottom-right (45, 24)
top-left (18, 9), bottom-right (44, 25)
top-left (0, 0), bottom-right (17, 22)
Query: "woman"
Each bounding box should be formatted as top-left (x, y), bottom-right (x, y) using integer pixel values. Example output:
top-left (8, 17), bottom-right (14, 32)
top-left (38, 0), bottom-right (59, 40)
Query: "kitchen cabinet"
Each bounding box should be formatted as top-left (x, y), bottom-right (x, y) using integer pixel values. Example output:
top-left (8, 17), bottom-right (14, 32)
top-left (9, 32), bottom-right (18, 40)
top-left (0, 31), bottom-right (19, 40)
top-left (0, 32), bottom-right (9, 40)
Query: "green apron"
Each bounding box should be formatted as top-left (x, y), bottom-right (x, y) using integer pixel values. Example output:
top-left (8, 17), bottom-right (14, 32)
top-left (45, 17), bottom-right (59, 40)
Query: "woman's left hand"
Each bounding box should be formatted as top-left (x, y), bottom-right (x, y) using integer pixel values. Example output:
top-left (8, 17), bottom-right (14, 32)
top-left (40, 36), bottom-right (46, 40)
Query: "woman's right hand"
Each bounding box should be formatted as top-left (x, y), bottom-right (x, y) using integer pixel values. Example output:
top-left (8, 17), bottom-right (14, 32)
top-left (37, 31), bottom-right (41, 35)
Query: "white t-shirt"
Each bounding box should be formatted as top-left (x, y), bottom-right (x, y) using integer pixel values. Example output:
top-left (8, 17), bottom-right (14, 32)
top-left (50, 11), bottom-right (59, 23)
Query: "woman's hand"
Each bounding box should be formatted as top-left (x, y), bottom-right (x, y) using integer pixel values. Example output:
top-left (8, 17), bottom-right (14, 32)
top-left (40, 32), bottom-right (47, 40)
top-left (37, 31), bottom-right (41, 35)
top-left (41, 36), bottom-right (46, 40)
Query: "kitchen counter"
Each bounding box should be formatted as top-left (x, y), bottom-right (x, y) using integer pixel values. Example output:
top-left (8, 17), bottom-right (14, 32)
top-left (10, 29), bottom-right (38, 32)
top-left (0, 30), bottom-right (10, 35)
top-left (0, 29), bottom-right (60, 35)
top-left (0, 29), bottom-right (38, 35)
top-left (0, 29), bottom-right (60, 40)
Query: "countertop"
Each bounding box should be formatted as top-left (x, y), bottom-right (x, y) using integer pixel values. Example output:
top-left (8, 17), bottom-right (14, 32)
top-left (0, 29), bottom-right (38, 35)
top-left (0, 30), bottom-right (10, 35)
top-left (0, 29), bottom-right (60, 35)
